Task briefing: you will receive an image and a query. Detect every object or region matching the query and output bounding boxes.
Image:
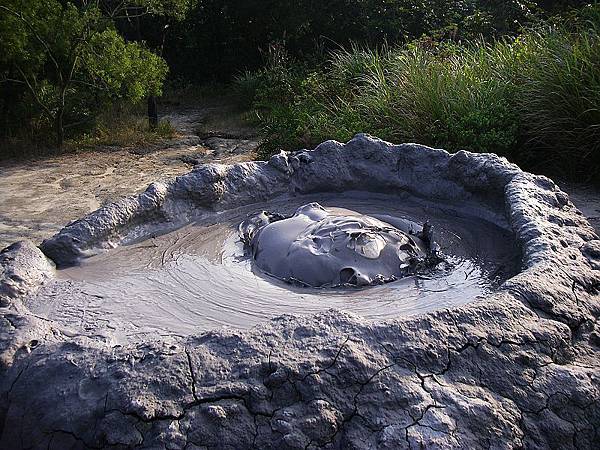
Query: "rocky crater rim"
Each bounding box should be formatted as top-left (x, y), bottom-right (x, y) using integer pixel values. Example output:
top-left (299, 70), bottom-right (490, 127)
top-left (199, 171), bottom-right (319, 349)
top-left (39, 135), bottom-right (522, 268)
top-left (1, 134), bottom-right (599, 449)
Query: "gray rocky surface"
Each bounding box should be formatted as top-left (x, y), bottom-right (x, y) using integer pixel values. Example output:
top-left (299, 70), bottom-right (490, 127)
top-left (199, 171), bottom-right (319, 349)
top-left (559, 182), bottom-right (600, 234)
top-left (1, 134), bottom-right (599, 449)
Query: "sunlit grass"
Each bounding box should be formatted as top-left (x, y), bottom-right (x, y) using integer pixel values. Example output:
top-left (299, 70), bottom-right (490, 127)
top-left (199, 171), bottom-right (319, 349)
top-left (66, 104), bottom-right (176, 151)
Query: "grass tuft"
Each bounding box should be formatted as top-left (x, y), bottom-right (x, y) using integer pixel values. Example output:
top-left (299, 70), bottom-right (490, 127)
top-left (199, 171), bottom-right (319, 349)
top-left (66, 103), bottom-right (176, 151)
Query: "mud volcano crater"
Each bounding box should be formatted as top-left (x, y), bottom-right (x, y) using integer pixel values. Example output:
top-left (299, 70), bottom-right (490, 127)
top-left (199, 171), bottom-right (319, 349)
top-left (1, 134), bottom-right (599, 449)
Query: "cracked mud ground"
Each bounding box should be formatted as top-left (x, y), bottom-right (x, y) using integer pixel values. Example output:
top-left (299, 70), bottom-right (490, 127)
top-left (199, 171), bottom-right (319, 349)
top-left (0, 102), bottom-right (259, 250)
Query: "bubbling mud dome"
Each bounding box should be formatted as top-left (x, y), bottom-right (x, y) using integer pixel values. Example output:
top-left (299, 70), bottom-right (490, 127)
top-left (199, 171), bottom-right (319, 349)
top-left (239, 202), bottom-right (441, 287)
top-left (26, 192), bottom-right (519, 343)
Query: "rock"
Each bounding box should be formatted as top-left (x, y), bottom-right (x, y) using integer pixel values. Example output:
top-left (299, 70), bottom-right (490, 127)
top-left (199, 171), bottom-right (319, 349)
top-left (201, 136), bottom-right (259, 157)
top-left (0, 240), bottom-right (54, 300)
top-left (1, 134), bottom-right (599, 449)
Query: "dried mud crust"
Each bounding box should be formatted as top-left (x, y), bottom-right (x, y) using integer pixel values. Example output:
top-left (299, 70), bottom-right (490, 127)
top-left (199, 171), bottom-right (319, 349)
top-left (1, 134), bottom-right (599, 449)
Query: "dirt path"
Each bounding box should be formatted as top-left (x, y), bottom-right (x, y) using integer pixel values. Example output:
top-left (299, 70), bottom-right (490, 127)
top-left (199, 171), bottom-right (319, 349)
top-left (558, 182), bottom-right (600, 234)
top-left (0, 104), bottom-right (259, 249)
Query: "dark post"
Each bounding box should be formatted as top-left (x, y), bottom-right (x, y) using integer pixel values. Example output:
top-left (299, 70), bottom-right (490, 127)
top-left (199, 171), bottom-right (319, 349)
top-left (147, 95), bottom-right (158, 130)
top-left (135, 10), bottom-right (159, 132)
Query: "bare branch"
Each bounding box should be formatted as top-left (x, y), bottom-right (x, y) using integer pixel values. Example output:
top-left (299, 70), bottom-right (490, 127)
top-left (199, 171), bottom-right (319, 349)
top-left (1, 78), bottom-right (27, 85)
top-left (71, 79), bottom-right (110, 91)
top-left (124, 4), bottom-right (149, 23)
top-left (15, 67), bottom-right (54, 120)
top-left (112, 12), bottom-right (149, 19)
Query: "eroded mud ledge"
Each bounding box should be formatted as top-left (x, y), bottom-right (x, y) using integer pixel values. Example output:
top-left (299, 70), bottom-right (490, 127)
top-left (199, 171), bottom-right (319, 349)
top-left (1, 134), bottom-right (599, 448)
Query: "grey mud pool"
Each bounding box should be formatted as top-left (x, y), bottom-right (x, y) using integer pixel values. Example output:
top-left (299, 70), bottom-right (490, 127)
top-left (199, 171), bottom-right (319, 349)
top-left (25, 191), bottom-right (519, 343)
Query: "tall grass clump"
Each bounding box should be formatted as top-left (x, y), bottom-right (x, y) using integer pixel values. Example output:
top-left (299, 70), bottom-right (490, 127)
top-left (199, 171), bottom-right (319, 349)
top-left (514, 20), bottom-right (600, 177)
top-left (358, 42), bottom-right (521, 157)
top-left (238, 5), bottom-right (600, 182)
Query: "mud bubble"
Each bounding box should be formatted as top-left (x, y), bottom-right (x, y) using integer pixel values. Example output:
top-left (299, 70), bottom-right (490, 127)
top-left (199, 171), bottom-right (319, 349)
top-left (239, 202), bottom-right (441, 287)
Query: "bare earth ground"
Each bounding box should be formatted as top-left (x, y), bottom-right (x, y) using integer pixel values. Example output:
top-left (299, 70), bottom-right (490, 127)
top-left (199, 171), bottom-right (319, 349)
top-left (0, 111), bottom-right (598, 250)
top-left (559, 181), bottom-right (600, 234)
top-left (0, 103), bottom-right (259, 249)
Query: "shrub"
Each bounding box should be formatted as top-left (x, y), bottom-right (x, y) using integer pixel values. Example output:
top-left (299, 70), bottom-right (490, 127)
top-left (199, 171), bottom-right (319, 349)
top-left (238, 5), bottom-right (600, 182)
top-left (233, 71), bottom-right (264, 110)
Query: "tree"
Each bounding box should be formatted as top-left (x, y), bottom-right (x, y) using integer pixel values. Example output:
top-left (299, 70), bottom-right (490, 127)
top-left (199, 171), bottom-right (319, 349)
top-left (104, 0), bottom-right (196, 129)
top-left (0, 0), bottom-right (168, 147)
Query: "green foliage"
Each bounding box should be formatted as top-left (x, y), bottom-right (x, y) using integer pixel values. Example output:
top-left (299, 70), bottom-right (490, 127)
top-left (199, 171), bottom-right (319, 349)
top-left (166, 0), bottom-right (586, 82)
top-left (239, 5), bottom-right (600, 181)
top-left (0, 0), bottom-right (594, 163)
top-left (134, 0), bottom-right (196, 19)
top-left (84, 29), bottom-right (168, 101)
top-left (0, 0), bottom-right (170, 147)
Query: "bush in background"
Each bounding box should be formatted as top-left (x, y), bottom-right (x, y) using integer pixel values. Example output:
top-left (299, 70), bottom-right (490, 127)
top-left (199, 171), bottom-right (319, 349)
top-left (239, 5), bottom-right (600, 182)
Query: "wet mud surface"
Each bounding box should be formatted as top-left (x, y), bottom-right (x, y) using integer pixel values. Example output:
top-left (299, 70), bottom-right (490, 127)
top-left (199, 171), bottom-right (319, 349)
top-left (27, 192), bottom-right (518, 343)
top-left (241, 203), bottom-right (435, 288)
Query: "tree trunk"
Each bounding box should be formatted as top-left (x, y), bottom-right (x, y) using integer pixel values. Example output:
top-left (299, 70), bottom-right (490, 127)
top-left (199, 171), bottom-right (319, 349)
top-left (134, 13), bottom-right (159, 132)
top-left (147, 95), bottom-right (158, 130)
top-left (1, 69), bottom-right (17, 138)
top-left (56, 109), bottom-right (64, 149)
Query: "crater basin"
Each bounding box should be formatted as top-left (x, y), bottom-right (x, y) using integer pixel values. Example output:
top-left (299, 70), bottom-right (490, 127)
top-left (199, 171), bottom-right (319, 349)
top-left (2, 135), bottom-right (599, 449)
top-left (26, 192), bottom-right (518, 343)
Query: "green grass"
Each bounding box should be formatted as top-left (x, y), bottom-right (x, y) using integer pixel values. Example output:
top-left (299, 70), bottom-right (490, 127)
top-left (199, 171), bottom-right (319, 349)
top-left (0, 102), bottom-right (177, 160)
top-left (238, 5), bottom-right (600, 182)
top-left (66, 103), bottom-right (176, 150)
